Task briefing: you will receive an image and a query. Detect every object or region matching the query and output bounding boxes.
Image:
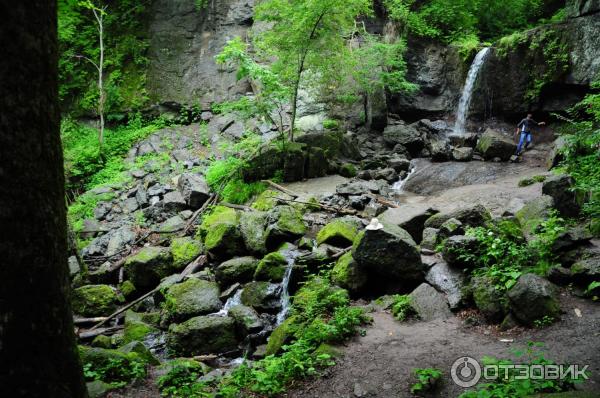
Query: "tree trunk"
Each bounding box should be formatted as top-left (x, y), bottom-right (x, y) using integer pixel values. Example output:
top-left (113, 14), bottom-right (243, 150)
top-left (0, 2), bottom-right (88, 397)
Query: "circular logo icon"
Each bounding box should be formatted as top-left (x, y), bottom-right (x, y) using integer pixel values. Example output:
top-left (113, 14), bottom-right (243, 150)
top-left (451, 356), bottom-right (482, 388)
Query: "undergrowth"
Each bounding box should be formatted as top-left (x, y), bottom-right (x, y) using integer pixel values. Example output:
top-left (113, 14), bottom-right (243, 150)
top-left (157, 274), bottom-right (368, 397)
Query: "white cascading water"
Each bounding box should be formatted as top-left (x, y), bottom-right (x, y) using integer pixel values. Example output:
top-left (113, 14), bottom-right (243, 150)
top-left (453, 47), bottom-right (491, 136)
top-left (275, 249), bottom-right (299, 325)
top-left (215, 289), bottom-right (243, 317)
top-left (392, 162), bottom-right (416, 192)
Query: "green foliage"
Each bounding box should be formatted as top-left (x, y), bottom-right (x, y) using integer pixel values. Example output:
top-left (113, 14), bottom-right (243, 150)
top-left (204, 156), bottom-right (267, 205)
top-left (58, 0), bottom-right (150, 115)
top-left (157, 275), bottom-right (367, 397)
top-left (518, 175), bottom-right (547, 187)
top-left (533, 315), bottom-right (555, 328)
top-left (157, 362), bottom-right (206, 398)
top-left (459, 342), bottom-right (580, 397)
top-left (525, 29), bottom-right (569, 103)
top-left (411, 368), bottom-right (442, 394)
top-left (82, 355), bottom-right (146, 388)
top-left (452, 33), bottom-right (482, 61)
top-left (556, 81), bottom-right (600, 221)
top-left (495, 31), bottom-right (529, 58)
top-left (391, 294), bottom-right (416, 321)
top-left (585, 281), bottom-right (600, 300)
top-left (322, 119), bottom-right (340, 130)
top-left (448, 216), bottom-right (565, 292)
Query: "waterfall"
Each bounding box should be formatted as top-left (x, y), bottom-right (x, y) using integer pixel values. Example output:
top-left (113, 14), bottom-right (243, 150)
top-left (453, 47), bottom-right (491, 136)
top-left (392, 162), bottom-right (416, 192)
top-left (215, 289), bottom-right (243, 317)
top-left (275, 249), bottom-right (299, 325)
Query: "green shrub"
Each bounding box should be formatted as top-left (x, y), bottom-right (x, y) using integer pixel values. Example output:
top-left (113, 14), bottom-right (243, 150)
top-left (157, 361), bottom-right (206, 398)
top-left (411, 368), bottom-right (442, 394)
top-left (391, 294), bottom-right (416, 321)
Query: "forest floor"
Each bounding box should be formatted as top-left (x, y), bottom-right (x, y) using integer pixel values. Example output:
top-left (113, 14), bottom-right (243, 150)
top-left (287, 293), bottom-right (600, 398)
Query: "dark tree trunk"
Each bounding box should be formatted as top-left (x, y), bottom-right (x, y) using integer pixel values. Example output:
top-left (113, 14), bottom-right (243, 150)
top-left (0, 2), bottom-right (88, 397)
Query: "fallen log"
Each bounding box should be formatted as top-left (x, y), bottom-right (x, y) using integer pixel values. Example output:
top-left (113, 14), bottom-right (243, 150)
top-left (78, 325), bottom-right (124, 340)
top-left (273, 197), bottom-right (357, 216)
top-left (261, 180), bottom-right (299, 199)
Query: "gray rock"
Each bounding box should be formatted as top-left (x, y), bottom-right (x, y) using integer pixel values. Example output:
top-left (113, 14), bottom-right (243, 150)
top-left (159, 215), bottom-right (186, 233)
top-left (571, 256), bottom-right (600, 286)
top-left (438, 218), bottom-right (464, 240)
top-left (163, 279), bottom-right (222, 322)
top-left (124, 246), bottom-right (174, 291)
top-left (507, 274), bottom-right (560, 326)
top-left (336, 180), bottom-right (380, 196)
top-left (94, 202), bottom-right (112, 220)
top-left (122, 197), bottom-right (139, 213)
top-left (383, 123), bottom-right (425, 156)
top-left (452, 147), bottom-right (474, 161)
top-left (380, 204), bottom-right (438, 243)
top-left (353, 223), bottom-right (425, 284)
top-left (442, 235), bottom-right (479, 267)
top-left (409, 283), bottom-right (452, 320)
top-left (542, 174), bottom-right (581, 218)
top-left (264, 206), bottom-right (306, 250)
top-left (162, 191), bottom-right (187, 213)
top-left (228, 304), bottom-right (263, 334)
top-left (240, 211), bottom-right (268, 255)
top-left (215, 257), bottom-right (259, 286)
top-left (241, 281), bottom-right (282, 313)
top-left (147, 184), bottom-right (165, 197)
top-left (178, 173), bottom-right (210, 209)
top-left (135, 185), bottom-right (148, 208)
top-left (106, 225), bottom-right (136, 257)
top-left (425, 204), bottom-right (491, 229)
top-left (68, 256), bottom-right (81, 277)
top-left (475, 129), bottom-right (517, 161)
top-left (430, 138), bottom-right (451, 161)
top-left (425, 261), bottom-right (467, 309)
top-left (472, 275), bottom-right (506, 323)
top-left (372, 168), bottom-right (398, 183)
top-left (388, 156), bottom-right (411, 173)
top-left (421, 227), bottom-right (440, 251)
top-left (166, 315), bottom-right (238, 356)
top-left (515, 195), bottom-right (554, 240)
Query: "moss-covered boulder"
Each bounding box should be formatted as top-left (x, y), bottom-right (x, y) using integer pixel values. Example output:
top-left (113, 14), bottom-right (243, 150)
top-left (507, 274), bottom-right (560, 326)
top-left (123, 310), bottom-right (158, 344)
top-left (339, 163), bottom-right (357, 178)
top-left (119, 341), bottom-right (159, 365)
top-left (472, 275), bottom-right (507, 323)
top-left (353, 222), bottom-right (424, 285)
top-left (239, 211), bottom-right (268, 254)
top-left (215, 256), bottom-right (259, 287)
top-left (72, 284), bottom-right (124, 317)
top-left (124, 247), bottom-right (174, 291)
top-left (316, 219), bottom-right (359, 247)
top-left (166, 315), bottom-right (238, 356)
top-left (254, 252), bottom-right (288, 282)
top-left (265, 316), bottom-right (297, 356)
top-left (251, 189), bottom-right (280, 211)
top-left (228, 304), bottom-right (263, 334)
top-left (79, 345), bottom-right (150, 385)
top-left (475, 128), bottom-right (516, 161)
top-left (201, 208), bottom-right (244, 259)
top-left (424, 204), bottom-right (492, 229)
top-left (91, 335), bottom-right (113, 349)
top-left (438, 218), bottom-right (464, 240)
top-left (163, 278), bottom-right (222, 322)
top-left (265, 205), bottom-right (307, 250)
top-left (170, 237), bottom-right (203, 269)
top-left (241, 281), bottom-right (281, 313)
top-left (571, 256), bottom-right (600, 286)
top-left (515, 195), bottom-right (554, 240)
top-left (331, 252), bottom-right (367, 294)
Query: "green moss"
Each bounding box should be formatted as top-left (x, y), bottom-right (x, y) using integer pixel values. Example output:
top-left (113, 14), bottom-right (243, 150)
top-left (119, 280), bottom-right (136, 299)
top-left (265, 316), bottom-right (297, 356)
top-left (91, 335), bottom-right (113, 349)
top-left (314, 343), bottom-right (343, 358)
top-left (198, 206), bottom-right (239, 238)
top-left (339, 163), bottom-right (357, 178)
top-left (255, 252), bottom-right (288, 282)
top-left (72, 285), bottom-right (124, 317)
top-left (317, 220), bottom-right (358, 247)
top-left (170, 237), bottom-right (203, 268)
top-left (518, 175), bottom-right (547, 187)
top-left (331, 252), bottom-right (367, 292)
top-left (204, 223), bottom-right (241, 253)
top-left (272, 206), bottom-right (307, 236)
top-left (251, 189), bottom-right (280, 211)
top-left (123, 310), bottom-right (158, 344)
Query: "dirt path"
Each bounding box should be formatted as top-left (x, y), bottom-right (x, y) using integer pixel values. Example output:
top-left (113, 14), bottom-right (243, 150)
top-left (287, 293), bottom-right (600, 398)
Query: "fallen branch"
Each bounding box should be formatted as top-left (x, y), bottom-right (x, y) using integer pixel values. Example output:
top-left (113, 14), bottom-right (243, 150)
top-left (182, 194), bottom-right (217, 236)
top-left (261, 180), bottom-right (299, 199)
top-left (222, 202), bottom-right (254, 212)
top-left (74, 316), bottom-right (108, 325)
top-left (78, 325), bottom-right (124, 340)
top-left (274, 197), bottom-right (357, 216)
top-left (331, 246), bottom-right (352, 260)
top-left (367, 194), bottom-right (400, 209)
top-left (89, 255), bottom-right (208, 331)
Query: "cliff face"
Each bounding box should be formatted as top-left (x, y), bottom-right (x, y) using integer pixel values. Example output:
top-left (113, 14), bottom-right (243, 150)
top-left (146, 0), bottom-right (255, 106)
top-left (143, 0), bottom-right (599, 121)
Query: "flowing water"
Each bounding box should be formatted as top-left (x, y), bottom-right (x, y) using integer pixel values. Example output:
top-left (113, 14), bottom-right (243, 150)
top-left (215, 289), bottom-right (243, 317)
top-left (392, 162), bottom-right (416, 192)
top-left (276, 249), bottom-right (299, 325)
top-left (453, 47), bottom-right (491, 136)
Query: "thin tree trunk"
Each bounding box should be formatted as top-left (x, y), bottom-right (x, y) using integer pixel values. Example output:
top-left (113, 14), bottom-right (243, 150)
top-left (0, 2), bottom-right (88, 397)
top-left (93, 7), bottom-right (105, 150)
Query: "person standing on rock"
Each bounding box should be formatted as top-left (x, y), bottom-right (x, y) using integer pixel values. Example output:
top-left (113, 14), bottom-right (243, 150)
top-left (515, 113), bottom-right (545, 155)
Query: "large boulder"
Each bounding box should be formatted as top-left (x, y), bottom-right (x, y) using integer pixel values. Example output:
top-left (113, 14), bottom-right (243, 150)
top-left (240, 211), bottom-right (268, 254)
top-left (316, 219), bottom-right (359, 247)
top-left (336, 180), bottom-right (380, 196)
top-left (124, 247), bottom-right (174, 291)
top-left (380, 204), bottom-right (438, 243)
top-left (72, 285), bottom-right (123, 317)
top-left (254, 252), bottom-right (289, 282)
top-left (442, 235), bottom-right (479, 267)
top-left (424, 204), bottom-right (491, 229)
top-left (169, 237), bottom-right (202, 269)
top-left (475, 129), bottom-right (517, 161)
top-left (408, 283), bottom-right (452, 320)
top-left (215, 256), bottom-right (259, 287)
top-left (353, 223), bottom-right (425, 284)
top-left (166, 315), bottom-right (238, 356)
top-left (177, 173), bottom-right (210, 209)
top-left (331, 252), bottom-right (368, 294)
top-left (123, 310), bottom-right (158, 344)
top-left (425, 261), bottom-right (467, 309)
top-left (542, 174), bottom-right (581, 218)
top-left (472, 275), bottom-right (507, 323)
top-left (228, 304), bottom-right (263, 335)
top-left (382, 123), bottom-right (425, 156)
top-left (571, 256), bottom-right (600, 286)
top-left (163, 279), bottom-right (222, 322)
top-left (264, 206), bottom-right (306, 250)
top-left (515, 195), bottom-right (554, 240)
top-left (241, 281), bottom-right (282, 313)
top-left (203, 211), bottom-right (245, 260)
top-left (507, 274), bottom-right (560, 326)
